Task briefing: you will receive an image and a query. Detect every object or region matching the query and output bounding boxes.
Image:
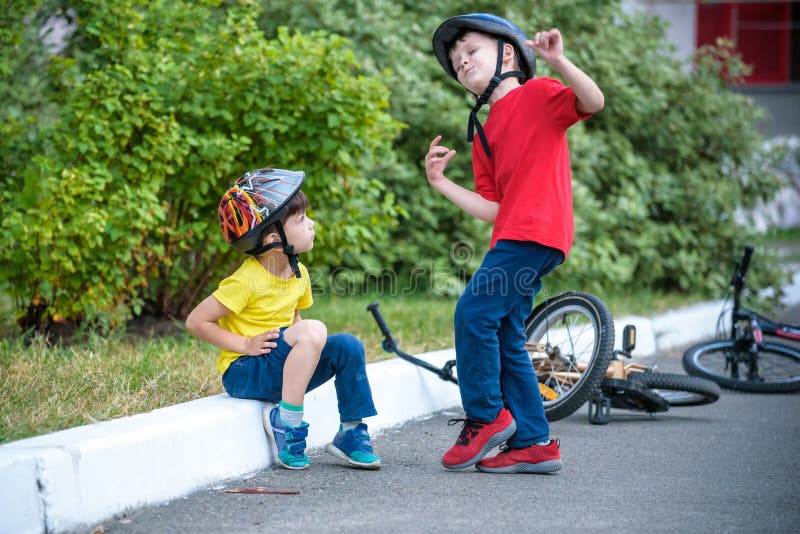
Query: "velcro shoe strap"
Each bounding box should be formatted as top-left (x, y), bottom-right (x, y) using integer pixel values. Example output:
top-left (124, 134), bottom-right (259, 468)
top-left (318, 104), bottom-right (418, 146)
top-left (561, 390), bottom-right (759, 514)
top-left (351, 427), bottom-right (374, 453)
top-left (286, 439), bottom-right (307, 455)
top-left (285, 425), bottom-right (308, 441)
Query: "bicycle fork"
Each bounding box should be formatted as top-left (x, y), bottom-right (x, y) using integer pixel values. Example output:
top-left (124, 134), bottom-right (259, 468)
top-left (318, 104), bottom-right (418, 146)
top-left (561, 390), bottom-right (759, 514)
top-left (728, 317), bottom-right (764, 381)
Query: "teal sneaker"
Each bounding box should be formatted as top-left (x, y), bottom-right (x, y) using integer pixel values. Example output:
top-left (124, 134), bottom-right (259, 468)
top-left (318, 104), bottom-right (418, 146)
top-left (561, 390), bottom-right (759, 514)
top-left (325, 423), bottom-right (381, 470)
top-left (263, 406), bottom-right (310, 470)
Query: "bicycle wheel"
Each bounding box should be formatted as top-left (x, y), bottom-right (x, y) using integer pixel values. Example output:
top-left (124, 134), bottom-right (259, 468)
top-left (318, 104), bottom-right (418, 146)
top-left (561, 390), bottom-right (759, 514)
top-left (629, 372), bottom-right (720, 406)
top-left (682, 339), bottom-right (800, 393)
top-left (525, 292), bottom-right (615, 421)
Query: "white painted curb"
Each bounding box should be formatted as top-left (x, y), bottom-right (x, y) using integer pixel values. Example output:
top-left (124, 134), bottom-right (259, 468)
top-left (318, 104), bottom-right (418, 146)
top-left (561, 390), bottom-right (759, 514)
top-left (1, 272), bottom-right (797, 533)
top-left (0, 349), bottom-right (459, 534)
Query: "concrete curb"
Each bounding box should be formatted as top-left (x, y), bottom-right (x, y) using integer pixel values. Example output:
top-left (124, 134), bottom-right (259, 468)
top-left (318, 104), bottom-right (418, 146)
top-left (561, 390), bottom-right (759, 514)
top-left (2, 273), bottom-right (798, 533)
top-left (0, 350), bottom-right (460, 534)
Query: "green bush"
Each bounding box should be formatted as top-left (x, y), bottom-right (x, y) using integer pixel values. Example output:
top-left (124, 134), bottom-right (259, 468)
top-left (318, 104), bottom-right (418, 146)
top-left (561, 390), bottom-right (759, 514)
top-left (0, 0), bottom-right (789, 335)
top-left (259, 0), bottom-right (786, 295)
top-left (0, 0), bottom-right (402, 330)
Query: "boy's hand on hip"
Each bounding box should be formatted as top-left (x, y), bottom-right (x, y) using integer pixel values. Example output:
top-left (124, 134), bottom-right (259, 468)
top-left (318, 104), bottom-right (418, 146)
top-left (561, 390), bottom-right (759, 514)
top-left (425, 135), bottom-right (456, 186)
top-left (244, 329), bottom-right (280, 356)
top-left (527, 28), bottom-right (564, 66)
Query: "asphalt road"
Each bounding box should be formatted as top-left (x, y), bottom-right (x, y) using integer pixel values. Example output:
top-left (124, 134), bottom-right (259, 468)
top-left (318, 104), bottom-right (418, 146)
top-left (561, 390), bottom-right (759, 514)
top-left (97, 347), bottom-right (800, 534)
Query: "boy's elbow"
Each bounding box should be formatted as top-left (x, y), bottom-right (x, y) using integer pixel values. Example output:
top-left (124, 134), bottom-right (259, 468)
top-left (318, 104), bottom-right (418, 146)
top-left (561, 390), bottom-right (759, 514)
top-left (185, 312), bottom-right (200, 336)
top-left (593, 94), bottom-right (605, 112)
top-left (579, 97), bottom-right (604, 115)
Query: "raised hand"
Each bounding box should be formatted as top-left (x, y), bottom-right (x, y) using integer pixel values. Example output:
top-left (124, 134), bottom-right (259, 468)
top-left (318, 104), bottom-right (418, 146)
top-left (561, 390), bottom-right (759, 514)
top-left (425, 135), bottom-right (457, 185)
top-left (527, 28), bottom-right (564, 66)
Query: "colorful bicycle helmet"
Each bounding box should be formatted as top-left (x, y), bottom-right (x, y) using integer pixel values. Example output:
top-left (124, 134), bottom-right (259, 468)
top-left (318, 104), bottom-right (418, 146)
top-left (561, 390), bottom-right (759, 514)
top-left (218, 167), bottom-right (306, 277)
top-left (432, 14), bottom-right (536, 157)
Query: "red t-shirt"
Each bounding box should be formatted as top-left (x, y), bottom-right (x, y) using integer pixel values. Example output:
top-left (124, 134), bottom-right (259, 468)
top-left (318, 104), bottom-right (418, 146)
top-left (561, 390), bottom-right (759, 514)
top-left (473, 77), bottom-right (590, 256)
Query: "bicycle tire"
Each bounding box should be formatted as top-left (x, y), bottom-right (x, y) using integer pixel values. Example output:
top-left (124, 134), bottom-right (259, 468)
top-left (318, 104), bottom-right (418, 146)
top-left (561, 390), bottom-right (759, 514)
top-left (629, 372), bottom-right (720, 406)
top-left (682, 339), bottom-right (800, 393)
top-left (525, 292), bottom-right (615, 421)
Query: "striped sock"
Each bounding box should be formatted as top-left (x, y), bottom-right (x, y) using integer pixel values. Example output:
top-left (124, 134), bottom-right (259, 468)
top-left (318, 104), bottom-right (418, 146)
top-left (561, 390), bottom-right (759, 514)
top-left (279, 400), bottom-right (303, 428)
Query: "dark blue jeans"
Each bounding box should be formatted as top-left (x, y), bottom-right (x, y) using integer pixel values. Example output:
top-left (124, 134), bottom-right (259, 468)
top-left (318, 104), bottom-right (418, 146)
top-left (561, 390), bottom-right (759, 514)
top-left (221, 331), bottom-right (377, 422)
top-left (454, 240), bottom-right (564, 447)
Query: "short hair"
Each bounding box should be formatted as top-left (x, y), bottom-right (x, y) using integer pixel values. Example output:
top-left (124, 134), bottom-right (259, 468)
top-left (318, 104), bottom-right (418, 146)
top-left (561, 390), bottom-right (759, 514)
top-left (448, 29), bottom-right (521, 71)
top-left (262, 190), bottom-right (309, 237)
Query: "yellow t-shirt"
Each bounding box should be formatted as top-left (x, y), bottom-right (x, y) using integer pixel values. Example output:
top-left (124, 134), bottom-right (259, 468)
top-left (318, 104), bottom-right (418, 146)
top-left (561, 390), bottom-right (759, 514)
top-left (212, 257), bottom-right (313, 375)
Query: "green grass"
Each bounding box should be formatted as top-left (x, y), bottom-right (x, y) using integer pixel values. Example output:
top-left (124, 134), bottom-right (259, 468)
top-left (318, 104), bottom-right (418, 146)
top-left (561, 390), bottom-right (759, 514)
top-left (765, 227), bottom-right (800, 263)
top-left (1, 289), bottom-right (706, 444)
top-left (5, 229), bottom-right (799, 444)
top-left (765, 227), bottom-right (800, 242)
top-left (0, 294), bottom-right (458, 444)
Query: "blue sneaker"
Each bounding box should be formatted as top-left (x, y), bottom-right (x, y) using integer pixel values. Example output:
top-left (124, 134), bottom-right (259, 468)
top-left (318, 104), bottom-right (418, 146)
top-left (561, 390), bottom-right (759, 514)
top-left (263, 406), bottom-right (310, 470)
top-left (325, 423), bottom-right (381, 470)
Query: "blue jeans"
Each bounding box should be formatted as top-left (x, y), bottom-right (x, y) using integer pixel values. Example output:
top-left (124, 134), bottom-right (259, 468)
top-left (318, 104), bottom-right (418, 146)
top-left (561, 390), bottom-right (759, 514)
top-left (221, 331), bottom-right (377, 422)
top-left (454, 240), bottom-right (564, 447)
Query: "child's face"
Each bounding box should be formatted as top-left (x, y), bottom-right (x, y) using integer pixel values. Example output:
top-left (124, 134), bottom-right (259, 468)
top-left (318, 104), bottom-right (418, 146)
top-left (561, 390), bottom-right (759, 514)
top-left (449, 31), bottom-right (500, 94)
top-left (280, 210), bottom-right (315, 253)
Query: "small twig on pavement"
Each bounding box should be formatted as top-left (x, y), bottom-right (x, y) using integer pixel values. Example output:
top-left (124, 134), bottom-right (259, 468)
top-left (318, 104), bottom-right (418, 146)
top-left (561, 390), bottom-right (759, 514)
top-left (224, 488), bottom-right (300, 495)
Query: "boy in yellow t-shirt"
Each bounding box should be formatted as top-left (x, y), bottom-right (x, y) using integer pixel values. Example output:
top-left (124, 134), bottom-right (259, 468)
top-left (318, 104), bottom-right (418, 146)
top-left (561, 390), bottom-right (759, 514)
top-left (186, 167), bottom-right (380, 471)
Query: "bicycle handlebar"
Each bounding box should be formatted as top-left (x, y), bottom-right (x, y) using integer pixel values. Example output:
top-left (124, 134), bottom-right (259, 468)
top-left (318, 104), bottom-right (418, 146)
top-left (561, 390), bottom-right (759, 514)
top-left (367, 302), bottom-right (397, 352)
top-left (366, 302), bottom-right (458, 384)
top-left (731, 245), bottom-right (754, 292)
top-left (740, 245), bottom-right (754, 278)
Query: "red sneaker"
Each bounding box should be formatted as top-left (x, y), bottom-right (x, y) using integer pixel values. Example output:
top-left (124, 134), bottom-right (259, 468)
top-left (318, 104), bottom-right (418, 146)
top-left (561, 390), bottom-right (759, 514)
top-left (476, 439), bottom-right (563, 474)
top-left (441, 408), bottom-right (517, 470)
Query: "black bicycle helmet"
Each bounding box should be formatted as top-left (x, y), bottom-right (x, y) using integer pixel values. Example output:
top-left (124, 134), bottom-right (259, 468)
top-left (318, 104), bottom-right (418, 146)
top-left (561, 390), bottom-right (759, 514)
top-left (218, 167), bottom-right (306, 277)
top-left (433, 13), bottom-right (537, 157)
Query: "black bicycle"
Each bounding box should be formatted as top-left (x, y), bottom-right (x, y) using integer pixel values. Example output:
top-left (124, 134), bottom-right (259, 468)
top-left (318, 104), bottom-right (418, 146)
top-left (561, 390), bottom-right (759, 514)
top-left (368, 291), bottom-right (719, 423)
top-left (682, 245), bottom-right (800, 392)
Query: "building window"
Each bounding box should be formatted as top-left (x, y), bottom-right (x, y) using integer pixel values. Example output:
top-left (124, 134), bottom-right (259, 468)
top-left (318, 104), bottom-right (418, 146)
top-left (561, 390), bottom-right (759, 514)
top-left (696, 1), bottom-right (798, 85)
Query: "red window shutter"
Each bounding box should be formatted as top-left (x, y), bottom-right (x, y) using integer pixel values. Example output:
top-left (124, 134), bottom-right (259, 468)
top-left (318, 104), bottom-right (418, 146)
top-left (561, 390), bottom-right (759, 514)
top-left (696, 3), bottom-right (733, 46)
top-left (696, 2), bottom-right (791, 85)
top-left (736, 3), bottom-right (790, 84)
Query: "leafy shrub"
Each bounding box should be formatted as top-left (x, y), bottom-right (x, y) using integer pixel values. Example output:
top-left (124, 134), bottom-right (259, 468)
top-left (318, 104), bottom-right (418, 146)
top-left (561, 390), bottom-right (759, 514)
top-left (0, 0), bottom-right (788, 335)
top-left (0, 0), bottom-right (402, 330)
top-left (259, 0), bottom-right (786, 296)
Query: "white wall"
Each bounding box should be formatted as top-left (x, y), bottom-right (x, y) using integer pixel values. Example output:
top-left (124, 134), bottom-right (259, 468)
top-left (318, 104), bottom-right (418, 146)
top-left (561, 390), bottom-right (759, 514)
top-left (623, 0), bottom-right (696, 61)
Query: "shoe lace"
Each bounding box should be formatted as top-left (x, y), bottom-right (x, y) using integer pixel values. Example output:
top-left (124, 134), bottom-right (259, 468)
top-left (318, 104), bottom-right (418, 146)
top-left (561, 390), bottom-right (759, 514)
top-left (447, 418), bottom-right (484, 446)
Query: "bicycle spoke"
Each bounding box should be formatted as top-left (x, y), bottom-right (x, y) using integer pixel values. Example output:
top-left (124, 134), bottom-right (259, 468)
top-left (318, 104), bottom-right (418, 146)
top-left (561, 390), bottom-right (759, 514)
top-left (527, 294), bottom-right (614, 420)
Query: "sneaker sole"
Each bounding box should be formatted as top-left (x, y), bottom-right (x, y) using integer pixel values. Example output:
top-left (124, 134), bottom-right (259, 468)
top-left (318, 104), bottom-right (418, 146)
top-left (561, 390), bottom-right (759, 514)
top-left (325, 443), bottom-right (382, 470)
top-left (475, 459), bottom-right (563, 474)
top-left (263, 409), bottom-right (310, 471)
top-left (441, 419), bottom-right (518, 471)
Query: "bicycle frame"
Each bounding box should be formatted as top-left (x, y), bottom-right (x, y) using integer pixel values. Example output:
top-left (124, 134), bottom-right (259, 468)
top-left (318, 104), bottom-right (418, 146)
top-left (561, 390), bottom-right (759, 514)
top-left (723, 245), bottom-right (800, 380)
top-left (728, 245), bottom-right (800, 340)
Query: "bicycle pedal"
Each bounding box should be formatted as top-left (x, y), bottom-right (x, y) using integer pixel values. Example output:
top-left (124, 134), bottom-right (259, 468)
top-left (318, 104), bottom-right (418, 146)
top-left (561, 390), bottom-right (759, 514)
top-left (588, 393), bottom-right (611, 425)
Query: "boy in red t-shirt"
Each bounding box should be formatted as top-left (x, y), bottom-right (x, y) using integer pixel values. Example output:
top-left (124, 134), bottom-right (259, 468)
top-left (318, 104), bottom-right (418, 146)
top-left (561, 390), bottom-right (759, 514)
top-left (426, 14), bottom-right (604, 473)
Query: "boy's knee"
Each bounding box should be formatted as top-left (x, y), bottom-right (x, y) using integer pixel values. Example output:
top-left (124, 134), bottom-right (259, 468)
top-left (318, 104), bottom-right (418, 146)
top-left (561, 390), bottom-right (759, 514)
top-left (328, 332), bottom-right (364, 354)
top-left (454, 296), bottom-right (475, 327)
top-left (305, 319), bottom-right (328, 347)
top-left (289, 319), bottom-right (327, 349)
top-left (326, 333), bottom-right (366, 364)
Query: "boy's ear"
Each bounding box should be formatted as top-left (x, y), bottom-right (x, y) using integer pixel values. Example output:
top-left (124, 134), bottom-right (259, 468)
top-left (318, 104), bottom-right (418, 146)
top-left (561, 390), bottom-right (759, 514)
top-left (502, 42), bottom-right (516, 63)
top-left (263, 231), bottom-right (281, 245)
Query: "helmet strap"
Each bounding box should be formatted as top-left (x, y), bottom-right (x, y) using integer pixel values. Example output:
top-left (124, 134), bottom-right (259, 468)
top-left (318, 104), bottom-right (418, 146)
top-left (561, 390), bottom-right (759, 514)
top-left (467, 39), bottom-right (525, 158)
top-left (248, 222), bottom-right (302, 278)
